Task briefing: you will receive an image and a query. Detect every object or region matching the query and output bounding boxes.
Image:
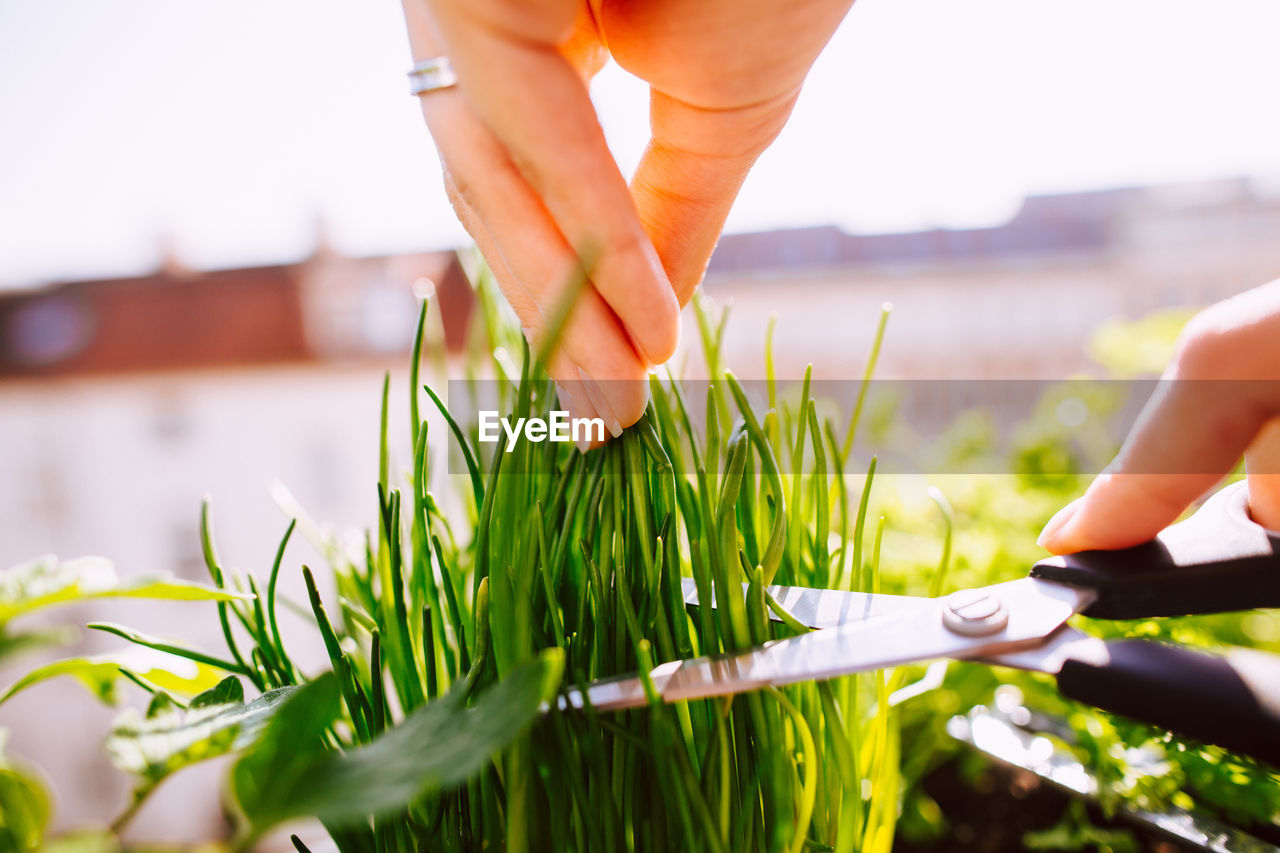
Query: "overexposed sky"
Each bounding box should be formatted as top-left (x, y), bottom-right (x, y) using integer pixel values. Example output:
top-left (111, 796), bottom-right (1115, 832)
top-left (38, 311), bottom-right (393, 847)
top-left (1, 0), bottom-right (1278, 286)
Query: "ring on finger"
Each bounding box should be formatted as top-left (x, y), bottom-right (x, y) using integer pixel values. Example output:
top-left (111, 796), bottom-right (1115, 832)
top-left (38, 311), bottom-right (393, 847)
top-left (408, 56), bottom-right (458, 97)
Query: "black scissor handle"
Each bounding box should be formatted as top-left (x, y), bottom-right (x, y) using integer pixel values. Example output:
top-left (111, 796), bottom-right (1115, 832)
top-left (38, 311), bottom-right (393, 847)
top-left (1031, 482), bottom-right (1280, 619)
top-left (1057, 639), bottom-right (1280, 767)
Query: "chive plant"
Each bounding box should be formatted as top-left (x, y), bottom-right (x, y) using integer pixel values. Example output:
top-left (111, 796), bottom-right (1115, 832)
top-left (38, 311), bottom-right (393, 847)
top-left (195, 267), bottom-right (913, 853)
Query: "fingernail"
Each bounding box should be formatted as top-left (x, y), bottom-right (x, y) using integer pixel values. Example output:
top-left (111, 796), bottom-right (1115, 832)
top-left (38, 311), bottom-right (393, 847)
top-left (554, 381), bottom-right (574, 410)
top-left (574, 437), bottom-right (592, 454)
top-left (1037, 498), bottom-right (1082, 549)
top-left (578, 367), bottom-right (623, 438)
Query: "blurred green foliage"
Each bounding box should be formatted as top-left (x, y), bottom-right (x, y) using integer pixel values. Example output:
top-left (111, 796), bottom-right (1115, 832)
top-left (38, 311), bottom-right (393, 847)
top-left (879, 310), bottom-right (1280, 844)
top-left (0, 732), bottom-right (50, 853)
top-left (1088, 308), bottom-right (1197, 378)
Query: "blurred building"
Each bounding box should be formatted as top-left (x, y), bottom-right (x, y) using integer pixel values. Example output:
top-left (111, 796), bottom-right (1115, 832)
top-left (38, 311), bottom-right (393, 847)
top-left (0, 176), bottom-right (1277, 841)
top-left (0, 243), bottom-right (474, 637)
top-left (705, 177), bottom-right (1280, 379)
top-left (0, 245), bottom-right (472, 380)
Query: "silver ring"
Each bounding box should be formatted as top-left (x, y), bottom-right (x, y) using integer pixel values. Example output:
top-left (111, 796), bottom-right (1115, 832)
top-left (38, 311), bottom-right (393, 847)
top-left (408, 56), bottom-right (458, 97)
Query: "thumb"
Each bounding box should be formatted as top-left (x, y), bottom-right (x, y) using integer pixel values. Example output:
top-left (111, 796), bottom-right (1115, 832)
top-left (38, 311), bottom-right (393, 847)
top-left (630, 88), bottom-right (799, 306)
top-left (1246, 417), bottom-right (1280, 531)
top-left (1040, 281), bottom-right (1280, 553)
top-left (1041, 414), bottom-right (1280, 553)
top-left (1038, 380), bottom-right (1256, 553)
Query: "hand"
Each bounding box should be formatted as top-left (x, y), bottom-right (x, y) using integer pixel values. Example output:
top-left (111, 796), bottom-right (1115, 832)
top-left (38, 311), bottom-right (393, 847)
top-left (1039, 279), bottom-right (1280, 553)
top-left (402, 0), bottom-right (854, 439)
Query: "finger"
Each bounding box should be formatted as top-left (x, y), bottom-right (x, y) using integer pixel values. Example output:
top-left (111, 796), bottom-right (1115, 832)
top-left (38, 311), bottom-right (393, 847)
top-left (427, 0), bottom-right (681, 365)
top-left (430, 103), bottom-right (649, 431)
top-left (1246, 417), bottom-right (1280, 530)
top-left (447, 175), bottom-right (641, 451)
top-left (1041, 281), bottom-right (1280, 553)
top-left (1037, 377), bottom-right (1272, 553)
top-left (406, 1), bottom-right (649, 427)
top-left (1035, 387), bottom-right (1250, 553)
top-left (631, 88), bottom-right (799, 305)
top-left (443, 175), bottom-right (599, 427)
top-left (403, 3), bottom-right (648, 432)
top-left (402, 1), bottom-right (596, 424)
top-left (601, 0), bottom-right (853, 304)
top-left (402, 2), bottom-right (600, 428)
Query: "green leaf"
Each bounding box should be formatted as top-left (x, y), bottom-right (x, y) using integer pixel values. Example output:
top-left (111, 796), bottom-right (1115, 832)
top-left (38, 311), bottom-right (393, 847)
top-left (106, 680), bottom-right (295, 784)
top-left (0, 647), bottom-right (228, 706)
top-left (35, 831), bottom-right (120, 853)
top-left (0, 730), bottom-right (51, 852)
top-left (0, 627), bottom-right (76, 667)
top-left (145, 691), bottom-right (179, 718)
top-left (191, 674), bottom-right (245, 708)
top-left (0, 555), bottom-right (250, 625)
top-left (85, 622), bottom-right (248, 674)
top-left (232, 648), bottom-right (564, 835)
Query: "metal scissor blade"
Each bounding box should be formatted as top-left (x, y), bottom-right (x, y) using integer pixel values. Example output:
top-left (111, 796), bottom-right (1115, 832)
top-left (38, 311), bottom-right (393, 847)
top-left (565, 577), bottom-right (1090, 712)
top-left (976, 624), bottom-right (1110, 674)
top-left (679, 577), bottom-right (931, 629)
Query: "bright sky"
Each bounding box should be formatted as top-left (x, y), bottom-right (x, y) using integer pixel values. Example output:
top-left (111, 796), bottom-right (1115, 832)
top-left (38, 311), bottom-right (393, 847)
top-left (2, 0), bottom-right (1278, 287)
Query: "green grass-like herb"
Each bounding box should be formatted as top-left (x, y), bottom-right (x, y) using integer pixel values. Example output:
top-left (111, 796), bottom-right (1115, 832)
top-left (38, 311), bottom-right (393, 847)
top-left (180, 266), bottom-right (914, 851)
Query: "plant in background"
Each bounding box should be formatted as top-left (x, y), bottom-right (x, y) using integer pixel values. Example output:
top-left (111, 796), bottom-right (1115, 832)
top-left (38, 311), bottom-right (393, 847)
top-left (883, 313), bottom-right (1280, 846)
top-left (1, 731), bottom-right (49, 853)
top-left (0, 555), bottom-right (251, 849)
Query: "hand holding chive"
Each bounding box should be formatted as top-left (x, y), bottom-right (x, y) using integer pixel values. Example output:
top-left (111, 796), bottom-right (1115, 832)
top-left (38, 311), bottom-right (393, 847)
top-left (401, 0), bottom-right (855, 441)
top-left (1040, 279), bottom-right (1280, 553)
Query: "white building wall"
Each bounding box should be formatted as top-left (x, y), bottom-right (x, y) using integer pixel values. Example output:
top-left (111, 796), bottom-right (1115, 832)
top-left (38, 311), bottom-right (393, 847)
top-left (0, 361), bottom-right (465, 843)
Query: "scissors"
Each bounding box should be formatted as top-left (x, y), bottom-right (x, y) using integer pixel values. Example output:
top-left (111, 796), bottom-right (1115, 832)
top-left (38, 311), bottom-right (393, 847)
top-left (564, 482), bottom-right (1280, 766)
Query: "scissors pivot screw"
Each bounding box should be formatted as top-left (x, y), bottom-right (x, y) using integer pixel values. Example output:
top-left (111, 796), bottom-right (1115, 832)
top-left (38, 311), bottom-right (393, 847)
top-left (942, 589), bottom-right (1010, 637)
